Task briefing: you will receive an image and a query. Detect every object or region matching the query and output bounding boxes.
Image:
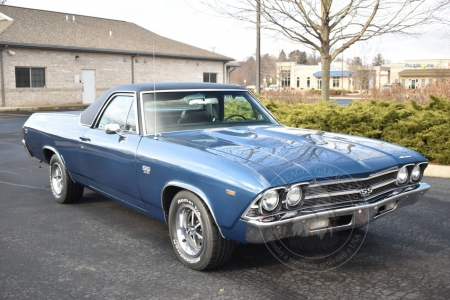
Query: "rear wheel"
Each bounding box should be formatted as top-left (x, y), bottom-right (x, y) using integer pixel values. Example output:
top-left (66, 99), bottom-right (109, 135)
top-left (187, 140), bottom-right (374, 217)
top-left (168, 190), bottom-right (234, 270)
top-left (49, 154), bottom-right (84, 204)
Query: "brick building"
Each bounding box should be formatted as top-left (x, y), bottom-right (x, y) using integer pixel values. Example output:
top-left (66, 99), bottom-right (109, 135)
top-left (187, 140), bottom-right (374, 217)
top-left (0, 6), bottom-right (233, 107)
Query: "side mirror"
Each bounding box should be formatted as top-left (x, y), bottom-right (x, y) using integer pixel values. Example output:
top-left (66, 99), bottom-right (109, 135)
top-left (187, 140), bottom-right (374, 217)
top-left (105, 123), bottom-right (121, 134)
top-left (105, 124), bottom-right (127, 138)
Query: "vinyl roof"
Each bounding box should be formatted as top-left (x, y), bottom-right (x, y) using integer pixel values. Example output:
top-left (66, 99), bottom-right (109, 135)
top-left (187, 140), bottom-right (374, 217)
top-left (0, 5), bottom-right (233, 61)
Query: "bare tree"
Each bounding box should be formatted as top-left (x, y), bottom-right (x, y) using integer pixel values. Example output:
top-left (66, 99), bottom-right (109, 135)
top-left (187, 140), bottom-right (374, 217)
top-left (0, 0), bottom-right (7, 4)
top-left (231, 53), bottom-right (277, 86)
top-left (261, 53), bottom-right (278, 85)
top-left (201, 0), bottom-right (450, 100)
top-left (348, 42), bottom-right (375, 93)
top-left (431, 61), bottom-right (450, 85)
top-left (307, 51), bottom-right (321, 65)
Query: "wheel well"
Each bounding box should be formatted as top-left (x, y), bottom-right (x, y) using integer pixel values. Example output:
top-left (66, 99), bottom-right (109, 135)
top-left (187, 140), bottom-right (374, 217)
top-left (43, 148), bottom-right (56, 164)
top-left (162, 186), bottom-right (184, 222)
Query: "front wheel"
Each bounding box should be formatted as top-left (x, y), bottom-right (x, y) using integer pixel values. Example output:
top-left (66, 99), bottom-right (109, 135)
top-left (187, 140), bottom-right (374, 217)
top-left (49, 154), bottom-right (84, 204)
top-left (168, 191), bottom-right (234, 270)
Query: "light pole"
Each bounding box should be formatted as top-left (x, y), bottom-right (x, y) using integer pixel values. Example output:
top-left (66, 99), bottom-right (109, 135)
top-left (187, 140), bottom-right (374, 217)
top-left (255, 0), bottom-right (261, 93)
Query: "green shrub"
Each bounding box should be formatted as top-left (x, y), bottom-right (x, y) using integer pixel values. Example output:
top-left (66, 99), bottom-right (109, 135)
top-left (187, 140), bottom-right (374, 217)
top-left (262, 95), bottom-right (450, 164)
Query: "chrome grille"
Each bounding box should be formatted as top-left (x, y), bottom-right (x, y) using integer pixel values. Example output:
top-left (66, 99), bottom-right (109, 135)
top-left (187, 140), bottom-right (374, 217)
top-left (305, 172), bottom-right (397, 197)
top-left (303, 182), bottom-right (398, 207)
top-left (244, 170), bottom-right (399, 219)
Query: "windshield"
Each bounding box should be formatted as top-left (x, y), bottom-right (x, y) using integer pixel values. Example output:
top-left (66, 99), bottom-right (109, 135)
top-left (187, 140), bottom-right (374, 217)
top-left (142, 90), bottom-right (278, 134)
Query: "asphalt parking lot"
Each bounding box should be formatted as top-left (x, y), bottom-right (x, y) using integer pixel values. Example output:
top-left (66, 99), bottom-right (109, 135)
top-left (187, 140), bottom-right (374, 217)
top-left (1, 111), bottom-right (450, 299)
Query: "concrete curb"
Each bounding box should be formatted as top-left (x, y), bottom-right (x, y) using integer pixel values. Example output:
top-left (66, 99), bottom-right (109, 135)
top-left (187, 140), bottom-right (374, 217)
top-left (0, 104), bottom-right (89, 112)
top-left (424, 164), bottom-right (450, 179)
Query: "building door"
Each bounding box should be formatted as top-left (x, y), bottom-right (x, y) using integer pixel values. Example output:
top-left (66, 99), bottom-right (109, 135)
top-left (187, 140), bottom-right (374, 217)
top-left (82, 70), bottom-right (96, 104)
top-left (409, 79), bottom-right (417, 89)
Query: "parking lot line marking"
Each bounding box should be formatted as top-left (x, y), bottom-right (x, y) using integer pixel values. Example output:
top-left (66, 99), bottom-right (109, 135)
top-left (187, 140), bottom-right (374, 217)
top-left (0, 180), bottom-right (49, 190)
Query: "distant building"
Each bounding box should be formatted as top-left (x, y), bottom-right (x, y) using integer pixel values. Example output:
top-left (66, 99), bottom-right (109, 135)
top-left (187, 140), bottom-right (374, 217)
top-left (0, 6), bottom-right (234, 107)
top-left (391, 59), bottom-right (450, 89)
top-left (276, 59), bottom-right (450, 91)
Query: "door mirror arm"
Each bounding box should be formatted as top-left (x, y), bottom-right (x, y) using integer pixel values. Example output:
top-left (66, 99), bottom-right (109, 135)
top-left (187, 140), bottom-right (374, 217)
top-left (105, 124), bottom-right (127, 138)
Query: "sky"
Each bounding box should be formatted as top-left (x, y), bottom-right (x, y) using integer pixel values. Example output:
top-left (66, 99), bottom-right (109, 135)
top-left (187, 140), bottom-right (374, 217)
top-left (4, 0), bottom-right (450, 63)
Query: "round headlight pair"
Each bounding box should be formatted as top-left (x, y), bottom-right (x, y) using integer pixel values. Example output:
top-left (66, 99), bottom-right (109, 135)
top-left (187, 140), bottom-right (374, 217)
top-left (397, 165), bottom-right (422, 185)
top-left (261, 186), bottom-right (304, 212)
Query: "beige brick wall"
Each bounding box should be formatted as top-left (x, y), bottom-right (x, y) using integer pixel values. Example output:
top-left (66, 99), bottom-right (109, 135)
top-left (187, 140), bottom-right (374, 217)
top-left (1, 48), bottom-right (225, 107)
top-left (133, 56), bottom-right (224, 83)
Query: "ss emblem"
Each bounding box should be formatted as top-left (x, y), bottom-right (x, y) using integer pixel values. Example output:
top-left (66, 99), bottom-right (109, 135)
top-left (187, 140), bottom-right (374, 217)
top-left (142, 165), bottom-right (151, 175)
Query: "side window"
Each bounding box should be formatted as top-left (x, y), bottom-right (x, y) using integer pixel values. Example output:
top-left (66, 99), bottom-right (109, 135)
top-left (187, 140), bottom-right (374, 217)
top-left (98, 95), bottom-right (134, 132)
top-left (224, 95), bottom-right (261, 121)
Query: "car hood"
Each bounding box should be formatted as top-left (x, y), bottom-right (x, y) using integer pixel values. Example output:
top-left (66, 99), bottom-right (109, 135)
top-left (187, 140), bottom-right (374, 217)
top-left (160, 125), bottom-right (426, 186)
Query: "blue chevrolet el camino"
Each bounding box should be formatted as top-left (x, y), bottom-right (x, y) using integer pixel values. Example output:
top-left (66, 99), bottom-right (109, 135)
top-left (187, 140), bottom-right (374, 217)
top-left (22, 82), bottom-right (430, 270)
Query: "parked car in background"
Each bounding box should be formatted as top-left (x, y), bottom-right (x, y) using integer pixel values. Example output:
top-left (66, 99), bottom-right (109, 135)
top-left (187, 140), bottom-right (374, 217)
top-left (22, 82), bottom-right (430, 270)
top-left (264, 84), bottom-right (281, 91)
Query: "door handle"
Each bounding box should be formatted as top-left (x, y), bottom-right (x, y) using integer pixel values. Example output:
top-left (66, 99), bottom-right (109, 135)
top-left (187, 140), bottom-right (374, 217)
top-left (79, 136), bottom-right (91, 142)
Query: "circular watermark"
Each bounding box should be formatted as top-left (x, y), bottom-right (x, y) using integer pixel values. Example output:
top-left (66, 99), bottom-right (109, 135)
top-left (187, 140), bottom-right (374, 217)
top-left (260, 162), bottom-right (370, 272)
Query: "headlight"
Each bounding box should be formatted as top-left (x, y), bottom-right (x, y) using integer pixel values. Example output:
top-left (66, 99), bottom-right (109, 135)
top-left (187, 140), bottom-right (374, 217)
top-left (410, 165), bottom-right (421, 182)
top-left (261, 190), bottom-right (279, 211)
top-left (286, 186), bottom-right (303, 207)
top-left (396, 166), bottom-right (409, 185)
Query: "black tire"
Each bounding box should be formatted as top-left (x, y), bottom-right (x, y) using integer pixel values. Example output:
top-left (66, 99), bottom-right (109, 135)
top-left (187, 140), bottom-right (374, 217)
top-left (49, 154), bottom-right (84, 204)
top-left (168, 190), bottom-right (234, 270)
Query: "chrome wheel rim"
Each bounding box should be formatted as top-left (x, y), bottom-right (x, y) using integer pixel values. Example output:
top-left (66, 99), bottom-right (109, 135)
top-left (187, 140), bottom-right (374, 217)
top-left (52, 163), bottom-right (63, 195)
top-left (175, 204), bottom-right (203, 256)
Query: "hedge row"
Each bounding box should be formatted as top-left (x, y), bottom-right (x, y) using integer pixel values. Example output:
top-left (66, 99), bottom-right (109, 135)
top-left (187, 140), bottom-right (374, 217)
top-left (262, 96), bottom-right (450, 164)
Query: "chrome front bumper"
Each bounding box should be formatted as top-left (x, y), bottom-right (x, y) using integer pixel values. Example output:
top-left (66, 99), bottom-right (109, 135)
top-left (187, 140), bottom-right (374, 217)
top-left (244, 182), bottom-right (430, 243)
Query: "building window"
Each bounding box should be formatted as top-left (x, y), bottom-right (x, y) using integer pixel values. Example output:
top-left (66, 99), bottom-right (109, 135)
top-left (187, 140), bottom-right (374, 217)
top-left (332, 77), bottom-right (339, 88)
top-left (421, 79), bottom-right (425, 88)
top-left (307, 77), bottom-right (310, 88)
top-left (15, 67), bottom-right (46, 88)
top-left (296, 77), bottom-right (300, 88)
top-left (401, 79), bottom-right (405, 86)
top-left (429, 78), bottom-right (433, 84)
top-left (203, 73), bottom-right (217, 83)
top-left (281, 70), bottom-right (290, 87)
top-left (395, 79), bottom-right (399, 83)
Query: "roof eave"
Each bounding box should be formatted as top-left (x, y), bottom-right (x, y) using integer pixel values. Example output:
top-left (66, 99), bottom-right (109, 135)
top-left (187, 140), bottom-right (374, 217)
top-left (0, 41), bottom-right (234, 62)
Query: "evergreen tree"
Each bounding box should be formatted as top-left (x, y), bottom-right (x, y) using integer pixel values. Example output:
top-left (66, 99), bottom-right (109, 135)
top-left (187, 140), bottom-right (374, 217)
top-left (278, 49), bottom-right (287, 62)
top-left (372, 53), bottom-right (386, 66)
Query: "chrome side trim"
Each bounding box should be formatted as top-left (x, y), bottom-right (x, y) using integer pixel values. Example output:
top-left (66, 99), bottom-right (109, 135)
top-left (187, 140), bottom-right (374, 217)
top-left (42, 146), bottom-right (75, 183)
top-left (89, 185), bottom-right (147, 212)
top-left (161, 181), bottom-right (225, 238)
top-left (22, 139), bottom-right (33, 157)
top-left (42, 146), bottom-right (63, 164)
